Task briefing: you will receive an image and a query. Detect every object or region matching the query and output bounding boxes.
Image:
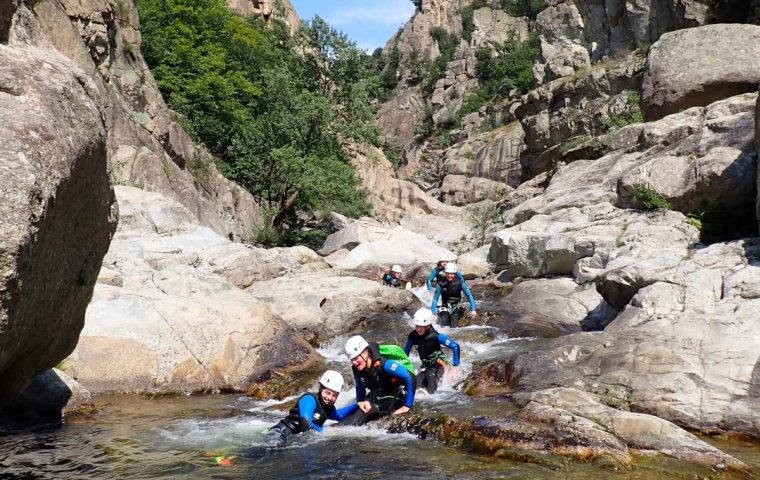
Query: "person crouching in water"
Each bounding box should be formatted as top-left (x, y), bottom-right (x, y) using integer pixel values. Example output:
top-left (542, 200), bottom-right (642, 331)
top-left (404, 308), bottom-right (460, 395)
top-left (382, 264), bottom-right (403, 288)
top-left (339, 335), bottom-right (415, 426)
top-left (266, 370), bottom-right (357, 446)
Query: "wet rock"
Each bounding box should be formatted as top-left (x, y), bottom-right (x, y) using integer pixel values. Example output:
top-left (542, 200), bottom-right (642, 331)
top-left (1, 369), bottom-right (94, 422)
top-left (0, 25), bottom-right (117, 407)
top-left (642, 25), bottom-right (760, 121)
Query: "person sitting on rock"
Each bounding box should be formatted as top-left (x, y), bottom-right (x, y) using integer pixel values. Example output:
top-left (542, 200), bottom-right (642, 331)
top-left (339, 335), bottom-right (415, 426)
top-left (403, 308), bottom-right (460, 395)
top-left (265, 370), bottom-right (357, 447)
top-left (431, 263), bottom-right (476, 328)
top-left (426, 255), bottom-right (463, 291)
top-left (382, 264), bottom-right (403, 288)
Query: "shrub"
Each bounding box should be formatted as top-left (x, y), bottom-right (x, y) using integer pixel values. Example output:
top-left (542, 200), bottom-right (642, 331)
top-left (632, 184), bottom-right (671, 211)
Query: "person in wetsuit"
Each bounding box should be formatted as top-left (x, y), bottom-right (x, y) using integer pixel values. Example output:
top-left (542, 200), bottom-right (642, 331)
top-left (339, 335), bottom-right (415, 426)
top-left (426, 255), bottom-right (464, 291)
top-left (403, 308), bottom-right (460, 395)
top-left (266, 370), bottom-right (357, 447)
top-left (431, 263), bottom-right (476, 328)
top-left (382, 264), bottom-right (403, 288)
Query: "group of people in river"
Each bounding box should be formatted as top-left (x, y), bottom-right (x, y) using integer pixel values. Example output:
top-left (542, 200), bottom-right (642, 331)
top-left (266, 256), bottom-right (474, 447)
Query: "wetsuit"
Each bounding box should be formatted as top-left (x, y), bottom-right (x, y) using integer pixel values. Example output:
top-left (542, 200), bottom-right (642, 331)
top-left (382, 273), bottom-right (402, 288)
top-left (426, 266), bottom-right (464, 291)
top-left (403, 327), bottom-right (460, 394)
top-left (266, 391), bottom-right (358, 446)
top-left (339, 342), bottom-right (416, 426)
top-left (431, 277), bottom-right (476, 327)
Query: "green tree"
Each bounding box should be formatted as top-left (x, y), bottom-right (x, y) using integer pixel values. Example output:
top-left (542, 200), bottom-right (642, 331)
top-left (138, 1), bottom-right (377, 243)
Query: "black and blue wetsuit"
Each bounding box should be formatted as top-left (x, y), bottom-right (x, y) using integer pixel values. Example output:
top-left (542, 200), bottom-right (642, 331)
top-left (426, 266), bottom-right (464, 291)
top-left (403, 327), bottom-right (460, 394)
top-left (267, 392), bottom-right (358, 446)
top-left (339, 342), bottom-right (415, 426)
top-left (382, 273), bottom-right (402, 288)
top-left (431, 277), bottom-right (476, 327)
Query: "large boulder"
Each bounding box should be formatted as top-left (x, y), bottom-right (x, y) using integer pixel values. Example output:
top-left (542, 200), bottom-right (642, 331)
top-left (501, 239), bottom-right (760, 438)
top-left (65, 187), bottom-right (316, 394)
top-left (329, 226), bottom-right (456, 270)
top-left (642, 24), bottom-right (760, 121)
top-left (246, 272), bottom-right (420, 337)
top-left (400, 213), bottom-right (473, 252)
top-left (319, 218), bottom-right (390, 256)
top-left (756, 89), bottom-right (760, 235)
top-left (0, 14), bottom-right (117, 407)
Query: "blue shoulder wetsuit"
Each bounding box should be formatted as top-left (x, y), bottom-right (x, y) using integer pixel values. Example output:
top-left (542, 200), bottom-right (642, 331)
top-left (431, 279), bottom-right (476, 313)
top-left (426, 268), bottom-right (464, 291)
top-left (296, 394), bottom-right (358, 432)
top-left (403, 332), bottom-right (460, 366)
top-left (353, 359), bottom-right (415, 408)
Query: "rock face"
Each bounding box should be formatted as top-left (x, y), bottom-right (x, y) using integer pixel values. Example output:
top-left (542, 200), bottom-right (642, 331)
top-left (33, 0), bottom-right (260, 241)
top-left (65, 187), bottom-right (316, 394)
top-left (226, 0), bottom-right (300, 32)
top-left (757, 89), bottom-right (760, 234)
top-left (502, 239), bottom-right (760, 439)
top-left (533, 0), bottom-right (706, 85)
top-left (0, 4), bottom-right (117, 407)
top-left (350, 143), bottom-right (465, 222)
top-left (642, 24), bottom-right (760, 121)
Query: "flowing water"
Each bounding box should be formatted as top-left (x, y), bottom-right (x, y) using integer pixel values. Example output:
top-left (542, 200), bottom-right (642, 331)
top-left (1, 287), bottom-right (758, 479)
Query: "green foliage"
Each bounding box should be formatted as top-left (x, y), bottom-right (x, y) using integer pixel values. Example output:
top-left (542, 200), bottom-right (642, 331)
top-left (632, 184), bottom-right (671, 211)
top-left (383, 144), bottom-right (402, 169)
top-left (424, 27), bottom-right (459, 93)
top-left (704, 0), bottom-right (760, 24)
top-left (139, 1), bottom-right (376, 243)
top-left (162, 164), bottom-right (173, 179)
top-left (251, 206), bottom-right (281, 247)
top-left (472, 205), bottom-right (501, 246)
top-left (475, 32), bottom-right (540, 96)
top-left (605, 90), bottom-right (644, 130)
top-left (499, 0), bottom-right (546, 19)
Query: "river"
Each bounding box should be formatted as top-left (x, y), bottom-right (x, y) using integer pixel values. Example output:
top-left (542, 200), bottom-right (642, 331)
top-left (1, 288), bottom-right (758, 479)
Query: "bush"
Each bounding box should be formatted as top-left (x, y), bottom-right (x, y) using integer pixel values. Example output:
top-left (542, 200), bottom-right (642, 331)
top-left (632, 184), bottom-right (671, 211)
top-left (475, 32), bottom-right (540, 96)
top-left (605, 90), bottom-right (644, 130)
top-left (499, 0), bottom-right (546, 19)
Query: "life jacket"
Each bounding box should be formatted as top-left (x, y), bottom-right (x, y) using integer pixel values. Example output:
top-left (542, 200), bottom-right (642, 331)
top-left (282, 392), bottom-right (330, 433)
top-left (352, 342), bottom-right (404, 400)
top-left (439, 277), bottom-right (464, 306)
top-left (382, 274), bottom-right (401, 288)
top-left (408, 327), bottom-right (445, 367)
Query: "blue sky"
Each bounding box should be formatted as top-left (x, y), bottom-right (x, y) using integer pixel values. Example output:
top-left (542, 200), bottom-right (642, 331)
top-left (290, 0), bottom-right (416, 52)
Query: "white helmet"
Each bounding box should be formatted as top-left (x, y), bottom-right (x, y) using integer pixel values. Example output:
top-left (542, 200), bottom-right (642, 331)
top-left (438, 254), bottom-right (450, 263)
top-left (391, 264), bottom-right (402, 273)
top-left (345, 335), bottom-right (369, 359)
top-left (412, 308), bottom-right (434, 326)
top-left (319, 370), bottom-right (344, 392)
top-left (444, 263), bottom-right (458, 274)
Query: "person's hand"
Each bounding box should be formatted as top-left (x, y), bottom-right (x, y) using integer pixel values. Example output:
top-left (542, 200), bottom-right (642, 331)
top-left (392, 406), bottom-right (410, 415)
top-left (358, 401), bottom-right (372, 414)
top-left (446, 366), bottom-right (460, 383)
top-left (469, 310), bottom-right (477, 318)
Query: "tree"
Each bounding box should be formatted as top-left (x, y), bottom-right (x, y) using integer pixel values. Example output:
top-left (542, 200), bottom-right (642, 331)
top-left (138, 1), bottom-right (378, 243)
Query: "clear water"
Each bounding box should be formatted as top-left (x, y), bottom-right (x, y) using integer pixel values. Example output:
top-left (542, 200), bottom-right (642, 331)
top-left (1, 288), bottom-right (758, 479)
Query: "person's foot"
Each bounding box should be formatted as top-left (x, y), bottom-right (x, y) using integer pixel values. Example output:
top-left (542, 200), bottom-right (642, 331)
top-left (416, 388), bottom-right (429, 397)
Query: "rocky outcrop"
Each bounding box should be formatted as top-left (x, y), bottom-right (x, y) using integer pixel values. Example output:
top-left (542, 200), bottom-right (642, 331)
top-left (0, 6), bottom-right (117, 407)
top-left (386, 387), bottom-right (744, 468)
top-left (65, 187), bottom-right (316, 394)
top-left (226, 0), bottom-right (299, 32)
top-left (33, 0), bottom-right (260, 241)
top-left (757, 89), bottom-right (760, 234)
top-left (642, 24), bottom-right (760, 121)
top-left (500, 238), bottom-right (760, 438)
top-left (516, 53), bottom-right (644, 180)
top-left (533, 0), bottom-right (706, 85)
top-left (350, 143), bottom-right (466, 222)
top-left (319, 218), bottom-right (390, 256)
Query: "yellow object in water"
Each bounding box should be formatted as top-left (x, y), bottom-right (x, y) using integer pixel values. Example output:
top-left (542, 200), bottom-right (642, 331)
top-left (215, 455), bottom-right (234, 466)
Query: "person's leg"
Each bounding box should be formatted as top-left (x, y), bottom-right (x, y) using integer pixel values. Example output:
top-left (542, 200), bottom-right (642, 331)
top-left (265, 421), bottom-right (294, 447)
top-left (450, 305), bottom-right (462, 328)
top-left (438, 310), bottom-right (451, 327)
top-left (338, 403), bottom-right (379, 426)
top-left (426, 365), bottom-right (444, 394)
